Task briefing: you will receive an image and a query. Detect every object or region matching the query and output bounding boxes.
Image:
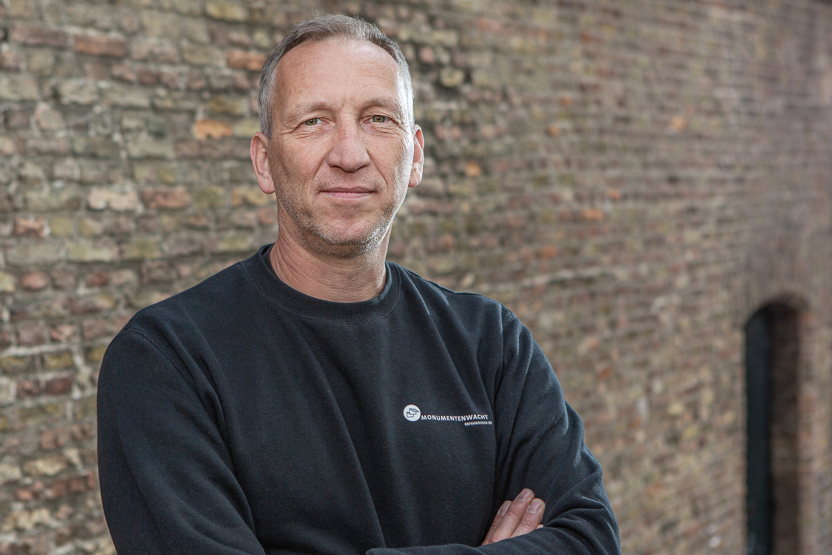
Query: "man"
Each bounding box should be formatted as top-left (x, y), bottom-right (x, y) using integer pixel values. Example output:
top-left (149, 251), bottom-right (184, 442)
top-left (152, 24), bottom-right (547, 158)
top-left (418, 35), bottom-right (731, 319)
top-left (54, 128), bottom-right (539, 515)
top-left (98, 14), bottom-right (620, 554)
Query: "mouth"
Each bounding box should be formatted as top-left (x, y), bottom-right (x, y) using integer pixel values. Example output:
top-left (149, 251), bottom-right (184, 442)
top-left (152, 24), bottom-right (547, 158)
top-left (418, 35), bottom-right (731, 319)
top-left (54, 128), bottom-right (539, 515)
top-left (320, 187), bottom-right (375, 200)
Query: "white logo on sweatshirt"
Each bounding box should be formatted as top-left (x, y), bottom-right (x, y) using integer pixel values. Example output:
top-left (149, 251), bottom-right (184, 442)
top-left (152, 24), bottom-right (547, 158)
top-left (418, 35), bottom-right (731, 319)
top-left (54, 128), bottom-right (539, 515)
top-left (402, 404), bottom-right (492, 426)
top-left (403, 405), bottom-right (421, 421)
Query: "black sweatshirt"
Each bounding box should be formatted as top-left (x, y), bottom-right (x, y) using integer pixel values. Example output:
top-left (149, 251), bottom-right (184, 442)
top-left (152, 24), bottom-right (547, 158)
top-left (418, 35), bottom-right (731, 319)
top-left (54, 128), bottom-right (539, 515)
top-left (98, 245), bottom-right (620, 554)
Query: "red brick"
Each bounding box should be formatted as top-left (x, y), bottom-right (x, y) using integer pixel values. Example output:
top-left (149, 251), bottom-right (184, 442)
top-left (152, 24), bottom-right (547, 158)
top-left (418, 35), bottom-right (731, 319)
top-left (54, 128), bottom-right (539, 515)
top-left (141, 187), bottom-right (191, 209)
top-left (43, 472), bottom-right (97, 500)
top-left (85, 272), bottom-right (110, 287)
top-left (418, 46), bottom-right (436, 64)
top-left (194, 119), bottom-right (233, 140)
top-left (49, 325), bottom-right (77, 343)
top-left (69, 295), bottom-right (115, 316)
top-left (45, 376), bottom-right (73, 396)
top-left (13, 217), bottom-right (45, 238)
top-left (9, 24), bottom-right (69, 48)
top-left (40, 428), bottom-right (69, 450)
top-left (111, 64), bottom-right (137, 83)
top-left (580, 208), bottom-right (604, 221)
top-left (20, 271), bottom-right (50, 291)
top-left (73, 33), bottom-right (128, 58)
top-left (226, 49), bottom-right (267, 71)
top-left (17, 380), bottom-right (43, 397)
top-left (15, 481), bottom-right (44, 502)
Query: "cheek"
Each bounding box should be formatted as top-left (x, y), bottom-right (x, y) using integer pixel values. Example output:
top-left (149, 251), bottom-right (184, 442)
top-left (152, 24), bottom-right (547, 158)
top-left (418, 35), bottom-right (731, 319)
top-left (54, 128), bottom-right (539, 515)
top-left (394, 142), bottom-right (415, 182)
top-left (269, 144), bottom-right (319, 185)
top-left (376, 135), bottom-right (413, 178)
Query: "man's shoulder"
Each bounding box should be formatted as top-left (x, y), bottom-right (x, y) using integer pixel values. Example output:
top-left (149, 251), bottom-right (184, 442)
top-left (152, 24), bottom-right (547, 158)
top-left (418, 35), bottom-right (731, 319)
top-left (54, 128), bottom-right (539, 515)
top-left (390, 262), bottom-right (516, 323)
top-left (121, 252), bottom-right (258, 340)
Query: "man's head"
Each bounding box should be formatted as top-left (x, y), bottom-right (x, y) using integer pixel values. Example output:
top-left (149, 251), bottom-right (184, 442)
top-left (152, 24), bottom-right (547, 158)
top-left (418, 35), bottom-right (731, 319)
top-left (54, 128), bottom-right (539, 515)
top-left (250, 15), bottom-right (424, 260)
top-left (257, 14), bottom-right (415, 139)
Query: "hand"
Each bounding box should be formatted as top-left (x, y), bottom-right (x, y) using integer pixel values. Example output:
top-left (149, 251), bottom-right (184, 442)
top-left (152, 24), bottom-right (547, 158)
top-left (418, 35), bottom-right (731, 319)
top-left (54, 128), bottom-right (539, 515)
top-left (481, 488), bottom-right (545, 545)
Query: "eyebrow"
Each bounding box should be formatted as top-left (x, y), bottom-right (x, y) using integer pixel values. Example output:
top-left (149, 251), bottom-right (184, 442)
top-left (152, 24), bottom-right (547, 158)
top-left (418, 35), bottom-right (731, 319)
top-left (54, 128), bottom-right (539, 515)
top-left (283, 97), bottom-right (407, 122)
top-left (362, 97), bottom-right (406, 117)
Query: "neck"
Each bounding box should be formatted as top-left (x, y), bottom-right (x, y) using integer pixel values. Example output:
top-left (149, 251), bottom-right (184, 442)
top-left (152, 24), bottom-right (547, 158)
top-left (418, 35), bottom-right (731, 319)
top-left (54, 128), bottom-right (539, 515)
top-left (269, 232), bottom-right (389, 302)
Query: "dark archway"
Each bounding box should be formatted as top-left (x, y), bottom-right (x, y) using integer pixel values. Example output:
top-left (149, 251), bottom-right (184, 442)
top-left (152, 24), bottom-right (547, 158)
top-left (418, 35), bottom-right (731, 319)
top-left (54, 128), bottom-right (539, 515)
top-left (745, 303), bottom-right (801, 555)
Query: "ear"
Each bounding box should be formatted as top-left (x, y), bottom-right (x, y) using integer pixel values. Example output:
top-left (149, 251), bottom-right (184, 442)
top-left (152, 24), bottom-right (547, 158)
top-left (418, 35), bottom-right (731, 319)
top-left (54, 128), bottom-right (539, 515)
top-left (250, 132), bottom-right (275, 195)
top-left (409, 125), bottom-right (424, 189)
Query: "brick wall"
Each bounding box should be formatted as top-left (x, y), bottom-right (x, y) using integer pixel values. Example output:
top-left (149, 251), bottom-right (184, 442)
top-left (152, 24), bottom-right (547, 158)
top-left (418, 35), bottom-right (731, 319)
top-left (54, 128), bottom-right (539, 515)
top-left (1, 0), bottom-right (831, 553)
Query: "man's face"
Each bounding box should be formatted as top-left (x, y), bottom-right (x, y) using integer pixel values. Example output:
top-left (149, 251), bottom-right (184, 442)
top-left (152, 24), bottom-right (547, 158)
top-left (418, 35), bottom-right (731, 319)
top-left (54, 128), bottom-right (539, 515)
top-left (256, 38), bottom-right (423, 258)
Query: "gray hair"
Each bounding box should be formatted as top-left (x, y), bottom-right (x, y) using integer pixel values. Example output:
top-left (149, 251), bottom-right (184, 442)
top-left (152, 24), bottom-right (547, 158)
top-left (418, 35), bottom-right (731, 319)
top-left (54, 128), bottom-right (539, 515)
top-left (257, 14), bottom-right (414, 138)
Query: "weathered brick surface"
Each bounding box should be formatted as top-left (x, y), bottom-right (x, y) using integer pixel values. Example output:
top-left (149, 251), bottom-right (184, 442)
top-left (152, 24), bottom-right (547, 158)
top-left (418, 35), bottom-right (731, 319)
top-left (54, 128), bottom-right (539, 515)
top-left (226, 50), bottom-right (267, 71)
top-left (73, 33), bottom-right (128, 58)
top-left (9, 24), bottom-right (69, 49)
top-left (1, 1), bottom-right (832, 554)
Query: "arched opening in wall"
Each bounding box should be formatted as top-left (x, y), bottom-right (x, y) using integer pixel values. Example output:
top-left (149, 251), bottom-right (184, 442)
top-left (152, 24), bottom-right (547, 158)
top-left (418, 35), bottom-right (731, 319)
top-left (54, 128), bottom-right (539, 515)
top-left (745, 303), bottom-right (801, 555)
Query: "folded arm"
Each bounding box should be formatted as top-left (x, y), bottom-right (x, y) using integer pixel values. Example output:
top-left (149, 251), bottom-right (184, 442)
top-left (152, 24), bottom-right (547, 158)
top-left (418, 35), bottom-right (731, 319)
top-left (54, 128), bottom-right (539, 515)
top-left (99, 313), bottom-right (618, 555)
top-left (367, 312), bottom-right (620, 554)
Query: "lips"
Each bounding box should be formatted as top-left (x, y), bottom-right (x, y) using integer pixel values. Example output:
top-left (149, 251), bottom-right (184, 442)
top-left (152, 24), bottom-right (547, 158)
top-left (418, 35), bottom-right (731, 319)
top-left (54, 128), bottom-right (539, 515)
top-left (319, 187), bottom-right (375, 199)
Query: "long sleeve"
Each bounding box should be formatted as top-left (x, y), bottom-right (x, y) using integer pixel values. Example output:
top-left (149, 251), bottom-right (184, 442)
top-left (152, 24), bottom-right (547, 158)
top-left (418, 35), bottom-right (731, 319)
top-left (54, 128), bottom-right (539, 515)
top-left (97, 253), bottom-right (619, 554)
top-left (367, 312), bottom-right (620, 555)
top-left (97, 330), bottom-right (265, 555)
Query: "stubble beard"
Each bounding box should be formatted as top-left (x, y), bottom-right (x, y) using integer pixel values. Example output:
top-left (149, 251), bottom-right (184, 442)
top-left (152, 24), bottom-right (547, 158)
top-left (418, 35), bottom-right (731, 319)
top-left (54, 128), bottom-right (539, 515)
top-left (267, 140), bottom-right (412, 260)
top-left (273, 180), bottom-right (401, 260)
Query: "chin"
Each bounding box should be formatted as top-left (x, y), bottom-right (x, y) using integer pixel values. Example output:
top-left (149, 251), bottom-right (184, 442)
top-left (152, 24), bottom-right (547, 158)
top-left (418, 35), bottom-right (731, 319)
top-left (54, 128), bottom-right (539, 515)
top-left (308, 226), bottom-right (388, 259)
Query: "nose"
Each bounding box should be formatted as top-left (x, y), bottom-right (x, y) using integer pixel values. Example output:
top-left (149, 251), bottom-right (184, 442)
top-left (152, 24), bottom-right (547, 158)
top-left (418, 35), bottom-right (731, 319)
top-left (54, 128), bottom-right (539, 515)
top-left (325, 122), bottom-right (371, 173)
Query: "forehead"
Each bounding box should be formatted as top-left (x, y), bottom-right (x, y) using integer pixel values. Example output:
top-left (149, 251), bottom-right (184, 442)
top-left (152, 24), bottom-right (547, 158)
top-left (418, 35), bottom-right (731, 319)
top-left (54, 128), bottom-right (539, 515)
top-left (273, 38), bottom-right (406, 113)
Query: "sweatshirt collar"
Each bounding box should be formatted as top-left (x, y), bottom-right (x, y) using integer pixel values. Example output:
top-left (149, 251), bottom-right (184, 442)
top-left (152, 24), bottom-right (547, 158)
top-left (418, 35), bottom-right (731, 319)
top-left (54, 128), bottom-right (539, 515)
top-left (242, 244), bottom-right (399, 322)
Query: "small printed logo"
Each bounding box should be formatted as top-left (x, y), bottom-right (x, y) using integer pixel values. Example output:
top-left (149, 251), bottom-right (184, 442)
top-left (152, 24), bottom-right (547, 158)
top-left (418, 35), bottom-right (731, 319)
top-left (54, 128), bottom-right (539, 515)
top-left (403, 404), bottom-right (421, 422)
top-left (402, 404), bottom-right (492, 426)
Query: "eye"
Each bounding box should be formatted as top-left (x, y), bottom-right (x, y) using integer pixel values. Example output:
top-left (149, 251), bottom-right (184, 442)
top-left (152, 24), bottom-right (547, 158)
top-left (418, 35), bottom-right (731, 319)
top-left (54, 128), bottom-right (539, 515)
top-left (304, 118), bottom-right (321, 126)
top-left (369, 115), bottom-right (389, 123)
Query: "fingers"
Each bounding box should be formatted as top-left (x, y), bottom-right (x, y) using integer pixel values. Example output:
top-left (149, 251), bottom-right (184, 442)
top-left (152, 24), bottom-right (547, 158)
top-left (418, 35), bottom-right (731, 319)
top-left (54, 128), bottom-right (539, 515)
top-left (482, 489), bottom-right (546, 545)
top-left (510, 496), bottom-right (544, 538)
top-left (481, 500), bottom-right (511, 545)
